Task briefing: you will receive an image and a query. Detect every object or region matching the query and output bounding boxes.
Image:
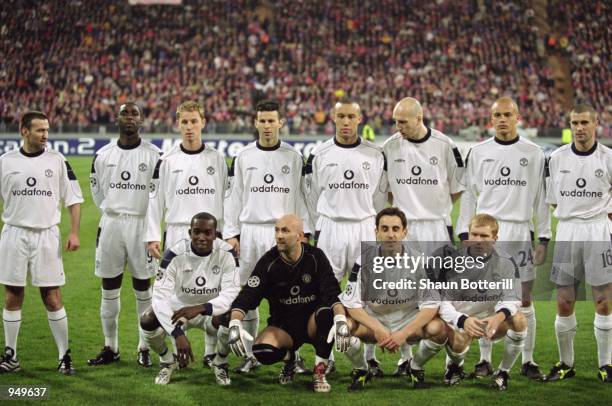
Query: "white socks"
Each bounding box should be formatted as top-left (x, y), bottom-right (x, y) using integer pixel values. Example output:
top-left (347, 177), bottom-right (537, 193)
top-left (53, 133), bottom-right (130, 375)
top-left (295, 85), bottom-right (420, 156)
top-left (499, 329), bottom-right (526, 371)
top-left (400, 343), bottom-right (413, 364)
top-left (242, 308), bottom-right (259, 358)
top-left (204, 317), bottom-right (218, 357)
top-left (521, 304), bottom-right (536, 364)
top-left (143, 327), bottom-right (173, 363)
top-left (594, 313), bottom-right (612, 367)
top-left (555, 313), bottom-right (577, 366)
top-left (2, 309), bottom-right (21, 359)
top-left (346, 337), bottom-right (368, 370)
top-left (478, 337), bottom-right (493, 363)
top-left (363, 342), bottom-right (377, 362)
top-left (47, 307), bottom-right (69, 359)
top-left (215, 326), bottom-right (230, 365)
top-left (445, 344), bottom-right (469, 367)
top-left (411, 339), bottom-right (445, 370)
top-left (134, 288), bottom-right (152, 351)
top-left (100, 288), bottom-right (121, 352)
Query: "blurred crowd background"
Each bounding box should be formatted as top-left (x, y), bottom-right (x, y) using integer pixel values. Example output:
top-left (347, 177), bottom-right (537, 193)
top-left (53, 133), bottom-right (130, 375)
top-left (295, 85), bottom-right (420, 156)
top-left (0, 0), bottom-right (609, 137)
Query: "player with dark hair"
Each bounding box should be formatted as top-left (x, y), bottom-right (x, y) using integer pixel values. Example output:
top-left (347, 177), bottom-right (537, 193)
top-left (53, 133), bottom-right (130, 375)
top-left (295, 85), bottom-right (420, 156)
top-left (0, 111), bottom-right (83, 374)
top-left (224, 99), bottom-right (311, 373)
top-left (87, 102), bottom-right (161, 368)
top-left (457, 97), bottom-right (551, 380)
top-left (544, 103), bottom-right (612, 382)
top-left (303, 98), bottom-right (388, 376)
top-left (440, 214), bottom-right (526, 391)
top-left (144, 100), bottom-right (229, 366)
top-left (228, 214), bottom-right (349, 392)
top-left (340, 207), bottom-right (446, 391)
top-left (140, 212), bottom-right (240, 385)
top-left (382, 97), bottom-right (464, 375)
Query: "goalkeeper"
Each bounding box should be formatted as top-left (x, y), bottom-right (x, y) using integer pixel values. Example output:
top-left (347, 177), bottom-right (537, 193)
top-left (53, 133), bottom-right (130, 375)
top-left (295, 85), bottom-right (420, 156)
top-left (228, 214), bottom-right (349, 393)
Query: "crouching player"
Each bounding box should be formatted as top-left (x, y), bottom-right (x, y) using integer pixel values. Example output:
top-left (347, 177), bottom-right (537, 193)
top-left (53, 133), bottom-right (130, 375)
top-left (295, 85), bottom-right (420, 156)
top-left (139, 212), bottom-right (240, 385)
top-left (440, 213), bottom-right (525, 390)
top-left (228, 214), bottom-right (349, 393)
top-left (340, 207), bottom-right (447, 390)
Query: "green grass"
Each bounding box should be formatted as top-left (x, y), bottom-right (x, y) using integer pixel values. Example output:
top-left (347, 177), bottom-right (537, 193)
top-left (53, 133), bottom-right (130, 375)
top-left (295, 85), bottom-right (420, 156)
top-left (0, 157), bottom-right (608, 405)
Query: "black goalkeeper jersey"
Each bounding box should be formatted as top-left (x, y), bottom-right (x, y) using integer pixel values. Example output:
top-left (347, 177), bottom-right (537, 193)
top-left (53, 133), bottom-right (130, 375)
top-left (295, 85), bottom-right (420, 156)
top-left (231, 243), bottom-right (341, 322)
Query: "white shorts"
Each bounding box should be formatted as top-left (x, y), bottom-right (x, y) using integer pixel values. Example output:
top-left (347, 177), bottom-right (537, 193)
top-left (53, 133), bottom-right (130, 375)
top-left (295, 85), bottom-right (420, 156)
top-left (164, 224), bottom-right (191, 252)
top-left (95, 213), bottom-right (157, 280)
top-left (367, 307), bottom-right (418, 333)
top-left (315, 216), bottom-right (376, 281)
top-left (497, 220), bottom-right (535, 283)
top-left (406, 219), bottom-right (453, 255)
top-left (0, 224), bottom-right (65, 287)
top-left (238, 223), bottom-right (276, 286)
top-left (551, 217), bottom-right (612, 287)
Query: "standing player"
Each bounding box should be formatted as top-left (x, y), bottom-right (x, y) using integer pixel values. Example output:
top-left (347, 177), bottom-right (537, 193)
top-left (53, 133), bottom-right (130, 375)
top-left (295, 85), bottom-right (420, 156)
top-left (457, 97), bottom-right (551, 379)
top-left (0, 111), bottom-right (83, 374)
top-left (544, 104), bottom-right (612, 382)
top-left (224, 99), bottom-right (311, 373)
top-left (340, 207), bottom-right (447, 390)
top-left (144, 100), bottom-right (228, 365)
top-left (87, 102), bottom-right (161, 367)
top-left (140, 212), bottom-right (240, 385)
top-left (303, 98), bottom-right (387, 375)
top-left (440, 214), bottom-right (526, 391)
top-left (382, 97), bottom-right (464, 375)
top-left (228, 214), bottom-right (349, 393)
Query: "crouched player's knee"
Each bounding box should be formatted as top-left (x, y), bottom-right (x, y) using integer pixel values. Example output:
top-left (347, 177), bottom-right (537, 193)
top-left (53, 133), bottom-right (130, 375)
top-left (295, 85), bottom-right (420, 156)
top-left (508, 311), bottom-right (527, 332)
top-left (424, 317), bottom-right (447, 343)
top-left (140, 307), bottom-right (160, 331)
top-left (252, 343), bottom-right (286, 365)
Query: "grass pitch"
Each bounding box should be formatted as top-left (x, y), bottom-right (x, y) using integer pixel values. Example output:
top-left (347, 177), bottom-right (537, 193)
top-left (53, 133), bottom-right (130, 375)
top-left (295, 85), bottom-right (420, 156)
top-left (0, 157), bottom-right (608, 405)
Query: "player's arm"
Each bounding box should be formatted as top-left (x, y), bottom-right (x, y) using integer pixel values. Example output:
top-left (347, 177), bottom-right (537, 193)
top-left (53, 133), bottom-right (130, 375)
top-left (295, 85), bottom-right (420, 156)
top-left (230, 258), bottom-right (267, 320)
top-left (60, 159), bottom-right (84, 251)
top-left (456, 149), bottom-right (476, 240)
top-left (372, 152), bottom-right (389, 212)
top-left (223, 156), bottom-right (242, 254)
top-left (152, 253), bottom-right (179, 334)
top-left (144, 158), bottom-right (165, 258)
top-left (533, 152), bottom-right (551, 264)
top-left (89, 154), bottom-right (105, 210)
top-left (302, 153), bottom-right (321, 227)
top-left (447, 142), bottom-right (465, 204)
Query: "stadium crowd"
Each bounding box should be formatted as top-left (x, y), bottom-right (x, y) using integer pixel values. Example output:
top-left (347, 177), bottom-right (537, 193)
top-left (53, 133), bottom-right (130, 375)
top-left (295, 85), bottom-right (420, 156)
top-left (0, 0), bottom-right (608, 135)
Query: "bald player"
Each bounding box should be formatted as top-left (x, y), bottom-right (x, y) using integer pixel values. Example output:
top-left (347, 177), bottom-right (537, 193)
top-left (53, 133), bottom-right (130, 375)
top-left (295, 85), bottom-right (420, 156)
top-left (228, 214), bottom-right (347, 392)
top-left (457, 97), bottom-right (551, 380)
top-left (382, 97), bottom-right (464, 375)
top-left (303, 98), bottom-right (387, 375)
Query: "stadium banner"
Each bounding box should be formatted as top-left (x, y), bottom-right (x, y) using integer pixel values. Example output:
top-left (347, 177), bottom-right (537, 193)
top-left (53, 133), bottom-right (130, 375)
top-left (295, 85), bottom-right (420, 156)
top-left (0, 136), bottom-right (332, 158)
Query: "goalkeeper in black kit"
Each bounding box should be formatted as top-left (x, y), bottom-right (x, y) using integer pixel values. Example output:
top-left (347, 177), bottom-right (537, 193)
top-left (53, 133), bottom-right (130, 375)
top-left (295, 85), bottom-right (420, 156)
top-left (228, 214), bottom-right (350, 393)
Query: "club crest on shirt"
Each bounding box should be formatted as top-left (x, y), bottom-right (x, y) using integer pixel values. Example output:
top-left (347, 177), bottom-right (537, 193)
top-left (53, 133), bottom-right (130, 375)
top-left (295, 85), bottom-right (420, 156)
top-left (520, 158), bottom-right (528, 167)
top-left (139, 163), bottom-right (148, 172)
top-left (429, 156), bottom-right (438, 166)
top-left (45, 169), bottom-right (53, 177)
top-left (282, 165), bottom-right (290, 174)
top-left (302, 273), bottom-right (312, 284)
top-left (207, 166), bottom-right (215, 175)
top-left (247, 276), bottom-right (260, 287)
top-left (595, 169), bottom-right (604, 178)
top-left (362, 161), bottom-right (371, 170)
top-left (212, 265), bottom-right (220, 275)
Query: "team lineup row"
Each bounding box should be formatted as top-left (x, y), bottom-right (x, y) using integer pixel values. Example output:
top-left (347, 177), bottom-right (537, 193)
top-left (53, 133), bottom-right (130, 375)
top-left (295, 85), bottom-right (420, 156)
top-left (0, 96), bottom-right (610, 392)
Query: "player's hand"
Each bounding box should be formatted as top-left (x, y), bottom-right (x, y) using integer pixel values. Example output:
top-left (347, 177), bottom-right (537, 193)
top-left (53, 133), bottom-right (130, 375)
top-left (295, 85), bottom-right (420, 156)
top-left (65, 232), bottom-right (80, 251)
top-left (482, 314), bottom-right (504, 339)
top-left (172, 305), bottom-right (203, 323)
top-left (326, 315), bottom-right (351, 352)
top-left (379, 330), bottom-right (407, 352)
top-left (463, 317), bottom-right (486, 337)
top-left (228, 319), bottom-right (253, 358)
top-left (373, 327), bottom-right (392, 346)
top-left (175, 335), bottom-right (194, 367)
top-left (148, 241), bottom-right (162, 259)
top-left (226, 238), bottom-right (240, 256)
top-left (534, 243), bottom-right (547, 266)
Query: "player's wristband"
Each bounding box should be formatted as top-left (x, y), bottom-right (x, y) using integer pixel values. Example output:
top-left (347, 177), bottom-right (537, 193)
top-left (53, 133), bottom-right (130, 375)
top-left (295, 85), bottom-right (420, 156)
top-left (496, 308), bottom-right (511, 321)
top-left (333, 314), bottom-right (347, 323)
top-left (200, 303), bottom-right (213, 316)
top-left (457, 314), bottom-right (468, 329)
top-left (171, 325), bottom-right (185, 338)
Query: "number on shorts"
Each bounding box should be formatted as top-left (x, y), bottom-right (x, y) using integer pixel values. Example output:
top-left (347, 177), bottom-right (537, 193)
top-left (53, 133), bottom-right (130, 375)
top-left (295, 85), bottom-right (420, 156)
top-left (517, 250), bottom-right (534, 267)
top-left (601, 249), bottom-right (612, 268)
